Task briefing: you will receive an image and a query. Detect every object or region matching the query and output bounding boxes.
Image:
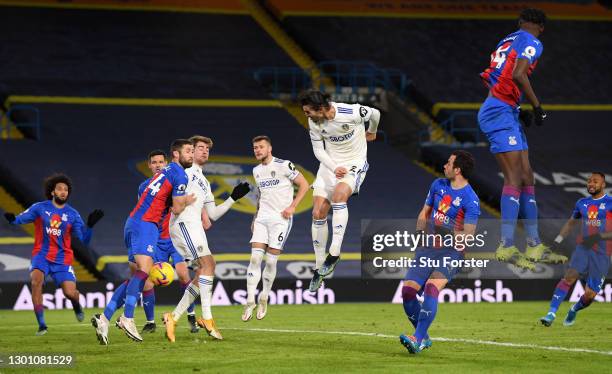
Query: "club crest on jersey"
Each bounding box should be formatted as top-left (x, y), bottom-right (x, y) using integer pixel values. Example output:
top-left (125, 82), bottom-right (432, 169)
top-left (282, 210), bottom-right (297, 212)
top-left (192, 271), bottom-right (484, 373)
top-left (271, 171), bottom-right (276, 178)
top-left (61, 213), bottom-right (68, 222)
top-left (452, 196), bottom-right (462, 207)
top-left (342, 124), bottom-right (349, 131)
top-left (508, 136), bottom-right (517, 146)
top-left (147, 245), bottom-right (154, 253)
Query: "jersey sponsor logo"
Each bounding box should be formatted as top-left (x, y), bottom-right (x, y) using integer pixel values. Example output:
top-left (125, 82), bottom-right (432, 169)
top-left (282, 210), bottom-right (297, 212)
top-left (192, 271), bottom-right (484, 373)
top-left (46, 216), bottom-right (63, 236)
top-left (259, 179), bottom-right (281, 188)
top-left (434, 195), bottom-right (452, 225)
top-left (586, 205), bottom-right (602, 227)
top-left (329, 129), bottom-right (355, 143)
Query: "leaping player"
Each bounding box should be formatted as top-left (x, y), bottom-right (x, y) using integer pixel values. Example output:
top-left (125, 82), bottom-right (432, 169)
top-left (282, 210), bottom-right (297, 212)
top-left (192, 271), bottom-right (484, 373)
top-left (299, 90), bottom-right (380, 292)
top-left (163, 135), bottom-right (250, 342)
top-left (242, 135), bottom-right (309, 321)
top-left (478, 8), bottom-right (566, 269)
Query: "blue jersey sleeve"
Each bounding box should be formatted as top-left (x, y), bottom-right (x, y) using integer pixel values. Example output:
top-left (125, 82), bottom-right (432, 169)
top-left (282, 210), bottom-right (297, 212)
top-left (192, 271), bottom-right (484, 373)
top-left (424, 180), bottom-right (438, 207)
top-left (13, 202), bottom-right (42, 225)
top-left (463, 194), bottom-right (481, 225)
top-left (514, 33), bottom-right (543, 63)
top-left (171, 167), bottom-right (188, 197)
top-left (72, 211), bottom-right (92, 245)
top-left (138, 179), bottom-right (150, 200)
top-left (571, 200), bottom-right (582, 219)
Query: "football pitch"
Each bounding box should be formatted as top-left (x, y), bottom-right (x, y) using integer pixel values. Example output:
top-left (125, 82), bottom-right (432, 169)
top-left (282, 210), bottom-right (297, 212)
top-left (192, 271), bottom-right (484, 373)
top-left (0, 302), bottom-right (610, 373)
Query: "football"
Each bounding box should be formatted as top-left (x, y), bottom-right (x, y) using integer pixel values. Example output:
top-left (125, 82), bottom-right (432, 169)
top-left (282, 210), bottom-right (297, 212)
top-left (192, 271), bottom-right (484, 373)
top-left (148, 262), bottom-right (175, 287)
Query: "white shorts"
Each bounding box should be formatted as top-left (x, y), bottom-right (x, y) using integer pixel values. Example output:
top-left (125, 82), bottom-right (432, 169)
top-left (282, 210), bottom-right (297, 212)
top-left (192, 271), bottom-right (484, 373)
top-left (250, 216), bottom-right (293, 250)
top-left (312, 159), bottom-right (369, 201)
top-left (169, 221), bottom-right (211, 267)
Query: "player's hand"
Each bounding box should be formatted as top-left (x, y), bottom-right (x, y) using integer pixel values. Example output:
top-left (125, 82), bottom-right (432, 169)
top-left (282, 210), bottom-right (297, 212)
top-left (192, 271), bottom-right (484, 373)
top-left (533, 106), bottom-right (546, 126)
top-left (366, 132), bottom-right (377, 142)
top-left (185, 193), bottom-right (197, 206)
top-left (334, 167), bottom-right (348, 179)
top-left (582, 233), bottom-right (602, 248)
top-left (231, 182), bottom-right (251, 201)
top-left (4, 212), bottom-right (16, 224)
top-left (281, 206), bottom-right (296, 219)
top-left (87, 209), bottom-right (104, 228)
top-left (518, 109), bottom-right (534, 127)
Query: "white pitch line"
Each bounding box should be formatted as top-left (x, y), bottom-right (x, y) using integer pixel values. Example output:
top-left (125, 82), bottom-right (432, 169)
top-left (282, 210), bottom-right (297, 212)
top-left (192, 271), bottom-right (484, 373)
top-left (224, 326), bottom-right (612, 357)
top-left (4, 323), bottom-right (612, 356)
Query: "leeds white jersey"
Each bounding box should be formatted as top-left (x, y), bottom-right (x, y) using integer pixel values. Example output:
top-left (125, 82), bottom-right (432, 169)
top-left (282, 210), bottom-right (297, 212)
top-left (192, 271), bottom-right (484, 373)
top-left (253, 157), bottom-right (299, 219)
top-left (308, 102), bottom-right (375, 165)
top-left (170, 165), bottom-right (214, 225)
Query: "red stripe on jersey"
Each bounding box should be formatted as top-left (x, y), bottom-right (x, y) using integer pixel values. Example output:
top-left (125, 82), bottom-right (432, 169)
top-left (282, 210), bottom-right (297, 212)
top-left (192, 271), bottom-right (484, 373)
top-left (62, 223), bottom-right (74, 265)
top-left (160, 213), bottom-right (171, 239)
top-left (491, 50), bottom-right (520, 106)
top-left (32, 217), bottom-right (44, 258)
top-left (454, 208), bottom-right (465, 233)
top-left (47, 231), bottom-right (59, 262)
top-left (130, 186), bottom-right (151, 218)
top-left (606, 210), bottom-right (612, 256)
top-left (142, 179), bottom-right (173, 223)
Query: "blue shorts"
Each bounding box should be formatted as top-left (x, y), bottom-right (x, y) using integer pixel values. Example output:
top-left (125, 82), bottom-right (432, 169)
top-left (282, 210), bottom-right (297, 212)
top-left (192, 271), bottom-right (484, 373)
top-left (404, 248), bottom-right (463, 286)
top-left (568, 247), bottom-right (610, 293)
top-left (30, 254), bottom-right (76, 285)
top-left (124, 217), bottom-right (159, 261)
top-left (155, 238), bottom-right (185, 265)
top-left (478, 97), bottom-right (528, 154)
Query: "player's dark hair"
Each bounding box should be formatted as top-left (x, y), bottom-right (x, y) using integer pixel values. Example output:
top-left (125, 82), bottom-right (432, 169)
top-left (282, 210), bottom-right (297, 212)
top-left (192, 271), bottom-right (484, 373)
top-left (451, 150), bottom-right (475, 180)
top-left (298, 89), bottom-right (331, 110)
top-left (592, 172), bottom-right (606, 182)
top-left (44, 173), bottom-right (72, 200)
top-left (252, 135), bottom-right (272, 145)
top-left (170, 139), bottom-right (192, 155)
top-left (148, 149), bottom-right (167, 162)
top-left (519, 8), bottom-right (546, 26)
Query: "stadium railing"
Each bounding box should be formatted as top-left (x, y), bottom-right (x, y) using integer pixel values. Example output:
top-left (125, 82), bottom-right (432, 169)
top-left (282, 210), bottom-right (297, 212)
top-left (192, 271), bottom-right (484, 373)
top-left (419, 111), bottom-right (485, 146)
top-left (3, 105), bottom-right (41, 140)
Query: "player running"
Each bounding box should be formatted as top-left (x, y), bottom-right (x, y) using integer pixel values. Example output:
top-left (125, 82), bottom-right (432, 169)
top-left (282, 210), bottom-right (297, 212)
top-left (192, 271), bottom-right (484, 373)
top-left (399, 151), bottom-right (480, 354)
top-left (4, 174), bottom-right (104, 335)
top-left (540, 172), bottom-right (611, 327)
top-left (299, 90), bottom-right (381, 292)
top-left (478, 8), bottom-right (566, 269)
top-left (242, 135), bottom-right (309, 321)
top-left (163, 135), bottom-right (250, 342)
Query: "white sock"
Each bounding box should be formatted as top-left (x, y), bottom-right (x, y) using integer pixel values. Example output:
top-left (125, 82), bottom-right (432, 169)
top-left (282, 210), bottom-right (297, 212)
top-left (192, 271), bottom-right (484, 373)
top-left (329, 203), bottom-right (348, 257)
top-left (198, 275), bottom-right (214, 320)
top-left (246, 248), bottom-right (265, 304)
top-left (260, 253), bottom-right (279, 300)
top-left (172, 283), bottom-right (199, 322)
top-left (312, 218), bottom-right (328, 269)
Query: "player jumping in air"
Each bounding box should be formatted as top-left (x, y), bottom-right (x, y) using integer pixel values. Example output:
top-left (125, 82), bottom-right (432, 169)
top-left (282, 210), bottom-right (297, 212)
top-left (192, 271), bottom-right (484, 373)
top-left (478, 8), bottom-right (566, 269)
top-left (242, 135), bottom-right (309, 321)
top-left (399, 151), bottom-right (480, 354)
top-left (540, 172), bottom-right (611, 327)
top-left (163, 135), bottom-right (250, 342)
top-left (4, 174), bottom-right (104, 335)
top-left (299, 90), bottom-right (380, 292)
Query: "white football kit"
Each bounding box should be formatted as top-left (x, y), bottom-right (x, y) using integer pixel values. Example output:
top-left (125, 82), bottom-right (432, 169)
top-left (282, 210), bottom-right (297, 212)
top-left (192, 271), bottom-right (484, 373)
top-left (250, 157), bottom-right (300, 250)
top-left (309, 102), bottom-right (378, 201)
top-left (169, 165), bottom-right (214, 266)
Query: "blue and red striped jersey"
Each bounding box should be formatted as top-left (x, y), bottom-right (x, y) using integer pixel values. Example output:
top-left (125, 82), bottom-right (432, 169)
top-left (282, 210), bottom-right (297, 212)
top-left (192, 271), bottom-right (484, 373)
top-left (130, 162), bottom-right (187, 225)
top-left (571, 194), bottom-right (612, 255)
top-left (12, 200), bottom-right (91, 265)
top-left (138, 177), bottom-right (171, 239)
top-left (480, 29), bottom-right (543, 107)
top-left (425, 178), bottom-right (480, 235)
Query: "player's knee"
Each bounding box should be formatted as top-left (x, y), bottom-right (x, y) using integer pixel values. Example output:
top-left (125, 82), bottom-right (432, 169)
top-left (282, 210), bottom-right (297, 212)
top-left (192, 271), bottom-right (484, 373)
top-left (31, 277), bottom-right (43, 289)
top-left (312, 208), bottom-right (327, 220)
top-left (267, 248), bottom-right (281, 256)
top-left (564, 269), bottom-right (579, 284)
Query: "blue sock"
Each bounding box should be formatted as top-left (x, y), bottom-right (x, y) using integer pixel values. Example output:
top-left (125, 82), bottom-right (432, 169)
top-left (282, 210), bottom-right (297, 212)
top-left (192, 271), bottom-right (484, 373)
top-left (124, 270), bottom-right (148, 319)
top-left (104, 281), bottom-right (128, 321)
top-left (414, 284), bottom-right (439, 343)
top-left (181, 281), bottom-right (196, 314)
top-left (500, 185), bottom-right (521, 247)
top-left (571, 295), bottom-right (592, 313)
top-left (402, 285), bottom-right (429, 340)
top-left (143, 288), bottom-right (156, 322)
top-left (548, 279), bottom-right (571, 314)
top-left (520, 186), bottom-right (540, 246)
top-left (34, 304), bottom-right (46, 328)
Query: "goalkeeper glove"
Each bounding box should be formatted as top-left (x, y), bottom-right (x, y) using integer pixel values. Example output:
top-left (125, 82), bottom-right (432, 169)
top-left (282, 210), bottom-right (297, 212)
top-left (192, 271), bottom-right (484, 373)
top-left (533, 106), bottom-right (546, 126)
top-left (231, 182), bottom-right (251, 201)
top-left (87, 209), bottom-right (104, 228)
top-left (4, 212), bottom-right (16, 224)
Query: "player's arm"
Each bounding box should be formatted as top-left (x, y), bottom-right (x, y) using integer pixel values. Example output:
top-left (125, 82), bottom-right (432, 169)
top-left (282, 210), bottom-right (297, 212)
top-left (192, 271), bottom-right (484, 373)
top-left (251, 187), bottom-right (260, 233)
top-left (4, 203), bottom-right (40, 225)
top-left (172, 194), bottom-right (196, 215)
top-left (309, 126), bottom-right (339, 172)
top-left (416, 205), bottom-right (432, 232)
top-left (554, 201), bottom-right (584, 247)
top-left (358, 105), bottom-right (381, 142)
top-left (512, 59), bottom-right (540, 108)
top-left (204, 182), bottom-right (250, 221)
top-left (201, 207), bottom-right (212, 230)
top-left (170, 171), bottom-right (195, 215)
top-left (282, 172), bottom-right (309, 219)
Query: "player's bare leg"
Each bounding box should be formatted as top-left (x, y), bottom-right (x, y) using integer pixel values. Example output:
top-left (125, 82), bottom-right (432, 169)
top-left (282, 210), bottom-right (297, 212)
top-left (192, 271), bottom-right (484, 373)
top-left (319, 182), bottom-right (352, 277)
top-left (310, 197), bottom-right (331, 291)
top-left (194, 255), bottom-right (223, 339)
top-left (118, 254), bottom-right (152, 342)
top-left (257, 247), bottom-right (280, 320)
top-left (30, 269), bottom-right (47, 335)
top-left (244, 244), bottom-right (266, 321)
top-left (175, 262), bottom-right (198, 333)
top-left (494, 151), bottom-right (534, 270)
top-left (60, 280), bottom-right (84, 322)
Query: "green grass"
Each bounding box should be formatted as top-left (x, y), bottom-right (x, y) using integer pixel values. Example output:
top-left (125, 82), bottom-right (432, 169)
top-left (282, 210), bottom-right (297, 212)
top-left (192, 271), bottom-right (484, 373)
top-left (0, 302), bottom-right (611, 373)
